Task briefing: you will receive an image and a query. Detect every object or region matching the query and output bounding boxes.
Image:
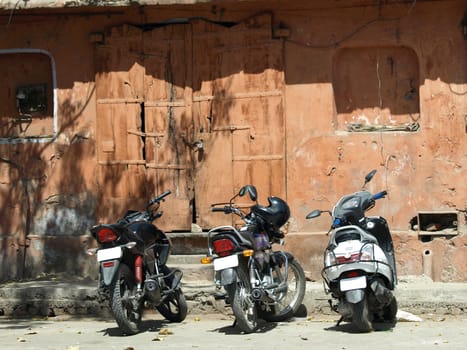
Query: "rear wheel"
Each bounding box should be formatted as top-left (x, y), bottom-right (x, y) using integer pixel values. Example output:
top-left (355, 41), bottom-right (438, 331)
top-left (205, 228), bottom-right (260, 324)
top-left (227, 267), bottom-right (258, 333)
top-left (383, 297), bottom-right (398, 323)
top-left (109, 263), bottom-right (141, 335)
top-left (261, 258), bottom-right (306, 322)
top-left (351, 297), bottom-right (373, 332)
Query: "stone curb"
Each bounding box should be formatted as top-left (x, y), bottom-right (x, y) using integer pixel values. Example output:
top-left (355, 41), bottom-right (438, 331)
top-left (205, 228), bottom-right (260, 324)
top-left (0, 278), bottom-right (466, 319)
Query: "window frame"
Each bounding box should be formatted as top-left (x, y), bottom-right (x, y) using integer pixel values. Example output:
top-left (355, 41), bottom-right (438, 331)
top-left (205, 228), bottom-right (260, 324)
top-left (0, 48), bottom-right (57, 144)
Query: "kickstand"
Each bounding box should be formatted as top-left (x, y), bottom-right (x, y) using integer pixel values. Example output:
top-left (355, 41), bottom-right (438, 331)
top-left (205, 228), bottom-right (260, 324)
top-left (327, 299), bottom-right (342, 326)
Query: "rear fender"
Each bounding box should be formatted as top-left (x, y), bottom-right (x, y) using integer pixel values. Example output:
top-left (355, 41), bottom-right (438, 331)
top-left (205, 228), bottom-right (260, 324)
top-left (219, 268), bottom-right (238, 285)
top-left (101, 260), bottom-right (121, 285)
top-left (370, 279), bottom-right (394, 304)
top-left (345, 289), bottom-right (365, 304)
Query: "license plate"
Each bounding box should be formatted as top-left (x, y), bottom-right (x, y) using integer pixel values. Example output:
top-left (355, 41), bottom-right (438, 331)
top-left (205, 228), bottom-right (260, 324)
top-left (213, 254), bottom-right (239, 271)
top-left (340, 276), bottom-right (367, 292)
top-left (97, 246), bottom-right (122, 262)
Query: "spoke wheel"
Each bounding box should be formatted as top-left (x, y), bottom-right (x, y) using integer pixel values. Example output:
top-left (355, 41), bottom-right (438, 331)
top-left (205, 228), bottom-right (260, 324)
top-left (260, 258), bottom-right (306, 322)
top-left (110, 264), bottom-right (141, 335)
top-left (228, 267), bottom-right (258, 333)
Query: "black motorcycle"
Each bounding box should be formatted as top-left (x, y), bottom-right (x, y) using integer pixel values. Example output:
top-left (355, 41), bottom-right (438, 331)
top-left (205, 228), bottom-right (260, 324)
top-left (88, 190), bottom-right (187, 335)
top-left (201, 185), bottom-right (306, 333)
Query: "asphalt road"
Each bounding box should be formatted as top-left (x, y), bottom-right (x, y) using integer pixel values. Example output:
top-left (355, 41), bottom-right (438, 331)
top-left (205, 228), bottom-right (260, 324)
top-left (0, 313), bottom-right (465, 350)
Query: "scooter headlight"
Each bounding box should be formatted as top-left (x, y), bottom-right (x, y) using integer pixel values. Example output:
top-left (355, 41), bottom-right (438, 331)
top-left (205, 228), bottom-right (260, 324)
top-left (360, 244), bottom-right (374, 261)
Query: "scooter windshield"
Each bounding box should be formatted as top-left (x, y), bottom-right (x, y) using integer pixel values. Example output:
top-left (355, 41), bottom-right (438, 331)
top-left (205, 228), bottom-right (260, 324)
top-left (332, 191), bottom-right (372, 224)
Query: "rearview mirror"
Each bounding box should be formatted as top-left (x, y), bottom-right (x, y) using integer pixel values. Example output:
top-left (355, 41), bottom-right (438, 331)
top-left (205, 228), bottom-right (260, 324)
top-left (239, 185), bottom-right (257, 202)
top-left (364, 169), bottom-right (377, 186)
top-left (306, 209), bottom-right (322, 219)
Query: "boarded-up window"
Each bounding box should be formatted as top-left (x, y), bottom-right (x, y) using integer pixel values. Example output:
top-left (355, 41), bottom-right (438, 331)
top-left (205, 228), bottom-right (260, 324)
top-left (333, 47), bottom-right (420, 132)
top-left (0, 51), bottom-right (55, 141)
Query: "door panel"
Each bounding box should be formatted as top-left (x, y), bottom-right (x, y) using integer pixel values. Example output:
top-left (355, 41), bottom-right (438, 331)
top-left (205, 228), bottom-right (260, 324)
top-left (95, 14), bottom-right (285, 230)
top-left (95, 24), bottom-right (192, 229)
top-left (142, 25), bottom-right (192, 230)
top-left (95, 25), bottom-right (146, 220)
top-left (191, 14), bottom-right (285, 228)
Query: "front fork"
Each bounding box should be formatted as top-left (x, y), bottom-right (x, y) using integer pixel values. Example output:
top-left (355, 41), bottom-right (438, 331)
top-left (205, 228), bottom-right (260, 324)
top-left (249, 251), bottom-right (289, 301)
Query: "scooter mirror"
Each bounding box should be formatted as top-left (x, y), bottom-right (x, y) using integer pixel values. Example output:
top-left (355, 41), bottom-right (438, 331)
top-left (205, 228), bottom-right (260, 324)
top-left (306, 209), bottom-right (322, 219)
top-left (364, 169), bottom-right (377, 185)
top-left (239, 185), bottom-right (257, 202)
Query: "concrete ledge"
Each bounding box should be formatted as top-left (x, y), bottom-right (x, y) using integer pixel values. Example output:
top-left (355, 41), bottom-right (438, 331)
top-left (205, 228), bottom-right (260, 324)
top-left (0, 276), bottom-right (466, 319)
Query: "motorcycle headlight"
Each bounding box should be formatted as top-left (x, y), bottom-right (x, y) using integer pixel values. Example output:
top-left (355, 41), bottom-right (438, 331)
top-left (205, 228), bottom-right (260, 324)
top-left (360, 244), bottom-right (374, 261)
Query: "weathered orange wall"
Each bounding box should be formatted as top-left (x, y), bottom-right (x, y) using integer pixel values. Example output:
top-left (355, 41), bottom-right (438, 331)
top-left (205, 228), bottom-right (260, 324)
top-left (0, 0), bottom-right (465, 281)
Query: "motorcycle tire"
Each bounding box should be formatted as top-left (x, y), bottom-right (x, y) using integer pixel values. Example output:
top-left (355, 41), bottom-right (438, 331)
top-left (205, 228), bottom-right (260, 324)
top-left (383, 297), bottom-right (398, 324)
top-left (156, 289), bottom-right (188, 322)
top-left (351, 297), bottom-right (373, 332)
top-left (226, 266), bottom-right (258, 333)
top-left (260, 258), bottom-right (306, 322)
top-left (109, 263), bottom-right (142, 335)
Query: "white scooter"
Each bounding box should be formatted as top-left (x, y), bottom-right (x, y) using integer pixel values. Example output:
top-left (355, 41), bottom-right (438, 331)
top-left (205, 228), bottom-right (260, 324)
top-left (306, 170), bottom-right (397, 332)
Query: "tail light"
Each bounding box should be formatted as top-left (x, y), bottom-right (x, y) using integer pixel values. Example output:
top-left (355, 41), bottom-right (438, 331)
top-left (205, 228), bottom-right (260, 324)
top-left (97, 227), bottom-right (118, 243)
top-left (336, 253), bottom-right (362, 264)
top-left (344, 270), bottom-right (361, 278)
top-left (213, 238), bottom-right (236, 257)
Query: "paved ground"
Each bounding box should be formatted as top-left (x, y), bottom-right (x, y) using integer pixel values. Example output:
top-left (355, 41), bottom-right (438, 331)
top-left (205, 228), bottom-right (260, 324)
top-left (0, 275), bottom-right (466, 349)
top-left (0, 313), bottom-right (466, 350)
top-left (0, 275), bottom-right (466, 320)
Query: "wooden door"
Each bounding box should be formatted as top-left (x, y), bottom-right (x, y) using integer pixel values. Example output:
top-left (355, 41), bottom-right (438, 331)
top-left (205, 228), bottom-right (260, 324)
top-left (95, 14), bottom-right (285, 231)
top-left (191, 14), bottom-right (286, 228)
top-left (95, 24), bottom-right (192, 230)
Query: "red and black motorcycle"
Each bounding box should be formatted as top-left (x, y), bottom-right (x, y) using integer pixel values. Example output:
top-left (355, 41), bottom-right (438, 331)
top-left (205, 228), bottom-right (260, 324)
top-left (201, 185), bottom-right (306, 333)
top-left (88, 190), bottom-right (187, 335)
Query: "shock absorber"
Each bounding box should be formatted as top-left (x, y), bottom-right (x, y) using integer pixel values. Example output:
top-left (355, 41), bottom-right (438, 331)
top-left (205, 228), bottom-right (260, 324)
top-left (135, 255), bottom-right (143, 290)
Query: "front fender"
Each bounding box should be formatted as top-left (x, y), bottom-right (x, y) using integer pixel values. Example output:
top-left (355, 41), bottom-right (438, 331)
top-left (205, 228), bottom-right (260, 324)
top-left (271, 250), bottom-right (294, 265)
top-left (345, 289), bottom-right (365, 304)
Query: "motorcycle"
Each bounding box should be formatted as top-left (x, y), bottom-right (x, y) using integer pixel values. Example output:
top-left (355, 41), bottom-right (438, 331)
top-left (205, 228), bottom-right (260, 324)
top-left (306, 170), bottom-right (397, 332)
top-left (201, 185), bottom-right (306, 333)
top-left (87, 190), bottom-right (187, 335)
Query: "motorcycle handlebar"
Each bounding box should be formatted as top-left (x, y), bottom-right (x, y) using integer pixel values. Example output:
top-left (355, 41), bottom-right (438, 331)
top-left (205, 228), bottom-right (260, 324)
top-left (148, 190), bottom-right (171, 207)
top-left (211, 206), bottom-right (231, 213)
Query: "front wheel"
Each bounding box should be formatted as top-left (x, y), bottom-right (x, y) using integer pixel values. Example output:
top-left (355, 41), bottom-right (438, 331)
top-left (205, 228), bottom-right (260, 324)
top-left (351, 297), bottom-right (373, 332)
top-left (156, 265), bottom-right (188, 322)
top-left (109, 263), bottom-right (142, 335)
top-left (226, 266), bottom-right (258, 333)
top-left (261, 257), bottom-right (306, 322)
top-left (156, 289), bottom-right (188, 322)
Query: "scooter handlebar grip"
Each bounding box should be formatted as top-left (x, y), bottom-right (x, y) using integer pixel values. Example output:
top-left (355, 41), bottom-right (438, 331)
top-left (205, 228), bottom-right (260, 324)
top-left (373, 190), bottom-right (387, 200)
